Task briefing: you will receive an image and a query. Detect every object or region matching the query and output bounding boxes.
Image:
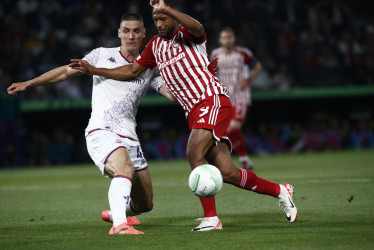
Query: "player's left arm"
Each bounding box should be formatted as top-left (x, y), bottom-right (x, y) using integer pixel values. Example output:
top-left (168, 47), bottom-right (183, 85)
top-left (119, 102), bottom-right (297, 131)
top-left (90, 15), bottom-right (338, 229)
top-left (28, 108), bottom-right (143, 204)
top-left (150, 0), bottom-right (204, 39)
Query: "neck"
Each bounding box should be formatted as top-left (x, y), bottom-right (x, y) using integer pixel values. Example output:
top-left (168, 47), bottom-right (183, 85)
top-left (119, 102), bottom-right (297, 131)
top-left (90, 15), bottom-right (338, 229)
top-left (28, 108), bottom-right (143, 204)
top-left (120, 46), bottom-right (139, 62)
top-left (223, 46), bottom-right (234, 53)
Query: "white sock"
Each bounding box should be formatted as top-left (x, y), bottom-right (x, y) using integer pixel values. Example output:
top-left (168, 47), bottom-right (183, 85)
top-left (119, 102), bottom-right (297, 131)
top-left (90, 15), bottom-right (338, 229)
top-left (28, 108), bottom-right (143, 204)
top-left (126, 199), bottom-right (140, 216)
top-left (107, 198), bottom-right (139, 221)
top-left (108, 176), bottom-right (132, 227)
top-left (239, 155), bottom-right (253, 165)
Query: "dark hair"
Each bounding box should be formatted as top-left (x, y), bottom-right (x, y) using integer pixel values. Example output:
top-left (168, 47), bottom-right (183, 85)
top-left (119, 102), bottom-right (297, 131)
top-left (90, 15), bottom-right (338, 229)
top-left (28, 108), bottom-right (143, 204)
top-left (221, 26), bottom-right (235, 35)
top-left (120, 13), bottom-right (144, 26)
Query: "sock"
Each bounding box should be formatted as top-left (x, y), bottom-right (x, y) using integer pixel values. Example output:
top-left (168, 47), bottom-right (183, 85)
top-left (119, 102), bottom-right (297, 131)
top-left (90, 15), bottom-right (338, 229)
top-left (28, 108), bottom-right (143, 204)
top-left (108, 175), bottom-right (132, 227)
top-left (237, 168), bottom-right (280, 197)
top-left (239, 155), bottom-right (253, 165)
top-left (228, 127), bottom-right (248, 157)
top-left (126, 200), bottom-right (140, 216)
top-left (199, 197), bottom-right (217, 217)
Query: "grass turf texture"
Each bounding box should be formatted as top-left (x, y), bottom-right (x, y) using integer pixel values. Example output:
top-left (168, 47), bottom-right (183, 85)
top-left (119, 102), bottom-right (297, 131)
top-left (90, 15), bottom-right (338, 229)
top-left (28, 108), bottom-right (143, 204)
top-left (0, 150), bottom-right (373, 249)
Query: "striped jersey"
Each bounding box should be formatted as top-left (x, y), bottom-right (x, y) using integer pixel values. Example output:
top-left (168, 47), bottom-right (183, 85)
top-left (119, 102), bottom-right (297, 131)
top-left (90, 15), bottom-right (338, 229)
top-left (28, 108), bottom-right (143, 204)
top-left (136, 26), bottom-right (229, 117)
top-left (210, 46), bottom-right (257, 105)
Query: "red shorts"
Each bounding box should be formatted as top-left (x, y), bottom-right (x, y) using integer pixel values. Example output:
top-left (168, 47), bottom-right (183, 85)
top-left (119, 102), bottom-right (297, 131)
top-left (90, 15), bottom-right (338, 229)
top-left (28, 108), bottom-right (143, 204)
top-left (232, 103), bottom-right (250, 122)
top-left (188, 95), bottom-right (233, 144)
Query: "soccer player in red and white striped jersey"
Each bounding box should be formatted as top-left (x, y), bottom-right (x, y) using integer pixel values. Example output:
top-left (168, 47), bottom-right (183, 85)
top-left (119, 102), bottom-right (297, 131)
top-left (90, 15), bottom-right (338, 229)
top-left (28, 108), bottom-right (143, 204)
top-left (70, 0), bottom-right (298, 231)
top-left (211, 27), bottom-right (263, 170)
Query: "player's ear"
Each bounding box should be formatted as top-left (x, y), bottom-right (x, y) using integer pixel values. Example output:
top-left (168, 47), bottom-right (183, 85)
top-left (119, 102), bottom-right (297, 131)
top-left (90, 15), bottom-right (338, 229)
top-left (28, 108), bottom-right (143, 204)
top-left (143, 28), bottom-right (146, 39)
top-left (118, 28), bottom-right (121, 38)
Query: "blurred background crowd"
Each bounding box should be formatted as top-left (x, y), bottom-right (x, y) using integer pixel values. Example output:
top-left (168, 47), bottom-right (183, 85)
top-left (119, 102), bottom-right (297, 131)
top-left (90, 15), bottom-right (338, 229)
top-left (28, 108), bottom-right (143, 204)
top-left (0, 0), bottom-right (373, 167)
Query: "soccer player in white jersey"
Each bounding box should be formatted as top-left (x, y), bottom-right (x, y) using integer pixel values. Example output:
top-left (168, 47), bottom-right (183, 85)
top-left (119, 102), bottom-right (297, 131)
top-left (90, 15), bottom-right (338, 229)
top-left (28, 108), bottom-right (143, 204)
top-left (7, 13), bottom-right (176, 235)
top-left (211, 27), bottom-right (263, 170)
top-left (70, 0), bottom-right (298, 231)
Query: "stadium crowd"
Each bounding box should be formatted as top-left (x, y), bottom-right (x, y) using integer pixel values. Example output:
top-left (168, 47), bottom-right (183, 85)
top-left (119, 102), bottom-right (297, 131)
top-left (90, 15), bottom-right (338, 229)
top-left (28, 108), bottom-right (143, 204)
top-left (0, 0), bottom-right (373, 99)
top-left (0, 0), bottom-right (373, 166)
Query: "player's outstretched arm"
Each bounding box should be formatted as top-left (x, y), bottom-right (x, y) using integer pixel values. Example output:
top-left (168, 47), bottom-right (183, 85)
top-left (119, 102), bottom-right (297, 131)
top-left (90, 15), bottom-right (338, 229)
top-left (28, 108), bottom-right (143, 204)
top-left (7, 65), bottom-right (81, 96)
top-left (159, 84), bottom-right (177, 103)
top-left (69, 59), bottom-right (146, 81)
top-left (150, 0), bottom-right (204, 39)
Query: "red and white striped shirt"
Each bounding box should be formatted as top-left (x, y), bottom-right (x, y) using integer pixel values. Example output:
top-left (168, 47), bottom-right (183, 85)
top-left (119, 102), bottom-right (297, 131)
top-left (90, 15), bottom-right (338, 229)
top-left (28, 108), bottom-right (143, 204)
top-left (136, 26), bottom-right (229, 116)
top-left (211, 46), bottom-right (257, 105)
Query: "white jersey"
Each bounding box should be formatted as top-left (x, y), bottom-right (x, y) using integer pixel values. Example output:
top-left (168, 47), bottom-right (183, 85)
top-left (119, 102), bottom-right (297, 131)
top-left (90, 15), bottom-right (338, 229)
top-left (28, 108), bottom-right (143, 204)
top-left (83, 47), bottom-right (162, 140)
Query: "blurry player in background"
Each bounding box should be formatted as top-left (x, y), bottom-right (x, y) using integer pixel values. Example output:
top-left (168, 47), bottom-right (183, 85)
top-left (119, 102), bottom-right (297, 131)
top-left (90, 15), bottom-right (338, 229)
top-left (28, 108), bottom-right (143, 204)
top-left (70, 0), bottom-right (298, 232)
top-left (211, 27), bottom-right (263, 170)
top-left (8, 13), bottom-right (176, 235)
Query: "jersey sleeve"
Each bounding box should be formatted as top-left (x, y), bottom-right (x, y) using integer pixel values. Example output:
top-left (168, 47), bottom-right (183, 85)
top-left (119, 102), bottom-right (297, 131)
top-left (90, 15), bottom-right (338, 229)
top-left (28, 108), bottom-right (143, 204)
top-left (82, 47), bottom-right (101, 67)
top-left (241, 47), bottom-right (258, 68)
top-left (149, 75), bottom-right (163, 94)
top-left (136, 40), bottom-right (157, 69)
top-left (179, 26), bottom-right (206, 45)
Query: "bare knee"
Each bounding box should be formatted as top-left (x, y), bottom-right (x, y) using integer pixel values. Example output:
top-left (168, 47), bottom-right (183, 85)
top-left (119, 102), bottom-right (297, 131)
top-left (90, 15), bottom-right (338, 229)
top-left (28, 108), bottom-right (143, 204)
top-left (221, 168), bottom-right (239, 184)
top-left (186, 144), bottom-right (205, 167)
top-left (104, 149), bottom-right (134, 178)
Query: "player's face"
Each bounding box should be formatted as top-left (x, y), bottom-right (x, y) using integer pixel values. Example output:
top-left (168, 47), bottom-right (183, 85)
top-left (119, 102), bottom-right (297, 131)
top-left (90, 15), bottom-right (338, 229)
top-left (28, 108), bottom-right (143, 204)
top-left (152, 11), bottom-right (178, 39)
top-left (118, 20), bottom-right (145, 53)
top-left (219, 30), bottom-right (235, 50)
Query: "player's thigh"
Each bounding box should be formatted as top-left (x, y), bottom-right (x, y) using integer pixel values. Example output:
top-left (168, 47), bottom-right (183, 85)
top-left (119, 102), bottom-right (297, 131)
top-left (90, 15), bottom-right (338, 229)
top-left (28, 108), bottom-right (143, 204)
top-left (131, 168), bottom-right (153, 211)
top-left (186, 128), bottom-right (215, 167)
top-left (104, 147), bottom-right (134, 178)
top-left (206, 141), bottom-right (240, 184)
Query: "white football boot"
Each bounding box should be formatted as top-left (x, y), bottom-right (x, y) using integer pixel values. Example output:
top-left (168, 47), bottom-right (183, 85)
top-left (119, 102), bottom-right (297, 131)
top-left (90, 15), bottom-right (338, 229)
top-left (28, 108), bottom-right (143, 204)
top-left (192, 216), bottom-right (223, 231)
top-left (278, 184), bottom-right (298, 222)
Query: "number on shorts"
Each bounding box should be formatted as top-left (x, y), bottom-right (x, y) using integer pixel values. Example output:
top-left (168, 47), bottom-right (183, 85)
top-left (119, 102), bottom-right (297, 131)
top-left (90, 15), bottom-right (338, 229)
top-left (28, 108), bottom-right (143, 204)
top-left (137, 146), bottom-right (143, 159)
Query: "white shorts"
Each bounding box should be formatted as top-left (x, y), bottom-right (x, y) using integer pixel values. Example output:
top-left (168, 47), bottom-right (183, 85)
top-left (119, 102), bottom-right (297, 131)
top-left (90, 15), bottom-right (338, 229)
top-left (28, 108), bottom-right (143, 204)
top-left (85, 129), bottom-right (148, 178)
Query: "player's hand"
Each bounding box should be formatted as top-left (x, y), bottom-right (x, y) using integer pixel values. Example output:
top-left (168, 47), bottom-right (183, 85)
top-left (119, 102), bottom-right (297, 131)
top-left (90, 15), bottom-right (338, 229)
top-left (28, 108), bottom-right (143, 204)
top-left (69, 59), bottom-right (95, 75)
top-left (210, 57), bottom-right (219, 74)
top-left (239, 78), bottom-right (252, 89)
top-left (7, 82), bottom-right (28, 96)
top-left (150, 0), bottom-right (168, 12)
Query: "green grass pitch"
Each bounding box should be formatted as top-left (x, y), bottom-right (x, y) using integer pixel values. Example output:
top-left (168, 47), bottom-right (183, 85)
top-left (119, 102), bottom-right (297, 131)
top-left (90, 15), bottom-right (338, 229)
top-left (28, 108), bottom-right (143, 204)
top-left (0, 150), bottom-right (373, 249)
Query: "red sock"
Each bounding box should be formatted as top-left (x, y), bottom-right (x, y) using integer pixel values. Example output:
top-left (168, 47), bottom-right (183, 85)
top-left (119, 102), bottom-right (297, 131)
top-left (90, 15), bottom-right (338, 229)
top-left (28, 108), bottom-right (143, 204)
top-left (228, 127), bottom-right (247, 157)
top-left (199, 197), bottom-right (217, 217)
top-left (237, 168), bottom-right (280, 197)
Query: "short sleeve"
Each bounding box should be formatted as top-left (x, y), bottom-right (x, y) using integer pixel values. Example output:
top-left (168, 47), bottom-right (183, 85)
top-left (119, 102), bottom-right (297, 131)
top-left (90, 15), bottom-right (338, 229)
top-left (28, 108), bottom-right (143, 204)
top-left (179, 26), bottom-right (206, 45)
top-left (240, 47), bottom-right (256, 66)
top-left (149, 76), bottom-right (164, 94)
top-left (136, 40), bottom-right (157, 69)
top-left (82, 47), bottom-right (101, 67)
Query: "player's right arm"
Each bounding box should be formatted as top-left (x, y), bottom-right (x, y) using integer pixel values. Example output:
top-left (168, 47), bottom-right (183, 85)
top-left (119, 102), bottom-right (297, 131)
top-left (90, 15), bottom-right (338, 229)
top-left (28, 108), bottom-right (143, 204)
top-left (7, 65), bottom-right (82, 96)
top-left (69, 59), bottom-right (146, 81)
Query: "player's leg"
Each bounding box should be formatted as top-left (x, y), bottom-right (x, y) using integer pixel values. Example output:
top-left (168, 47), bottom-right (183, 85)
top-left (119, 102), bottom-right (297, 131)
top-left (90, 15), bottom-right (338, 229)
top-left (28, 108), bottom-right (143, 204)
top-left (101, 144), bottom-right (152, 227)
top-left (104, 148), bottom-right (143, 234)
top-left (186, 128), bottom-right (223, 231)
top-left (130, 168), bottom-right (153, 214)
top-left (205, 141), bottom-right (298, 222)
top-left (226, 103), bottom-right (253, 170)
top-left (85, 130), bottom-right (143, 234)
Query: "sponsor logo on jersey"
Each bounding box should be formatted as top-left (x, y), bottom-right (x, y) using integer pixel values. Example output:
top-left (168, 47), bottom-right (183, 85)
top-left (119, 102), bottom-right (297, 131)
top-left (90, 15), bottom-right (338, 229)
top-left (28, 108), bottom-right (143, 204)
top-left (158, 52), bottom-right (186, 70)
top-left (129, 77), bottom-right (145, 85)
top-left (115, 139), bottom-right (122, 143)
